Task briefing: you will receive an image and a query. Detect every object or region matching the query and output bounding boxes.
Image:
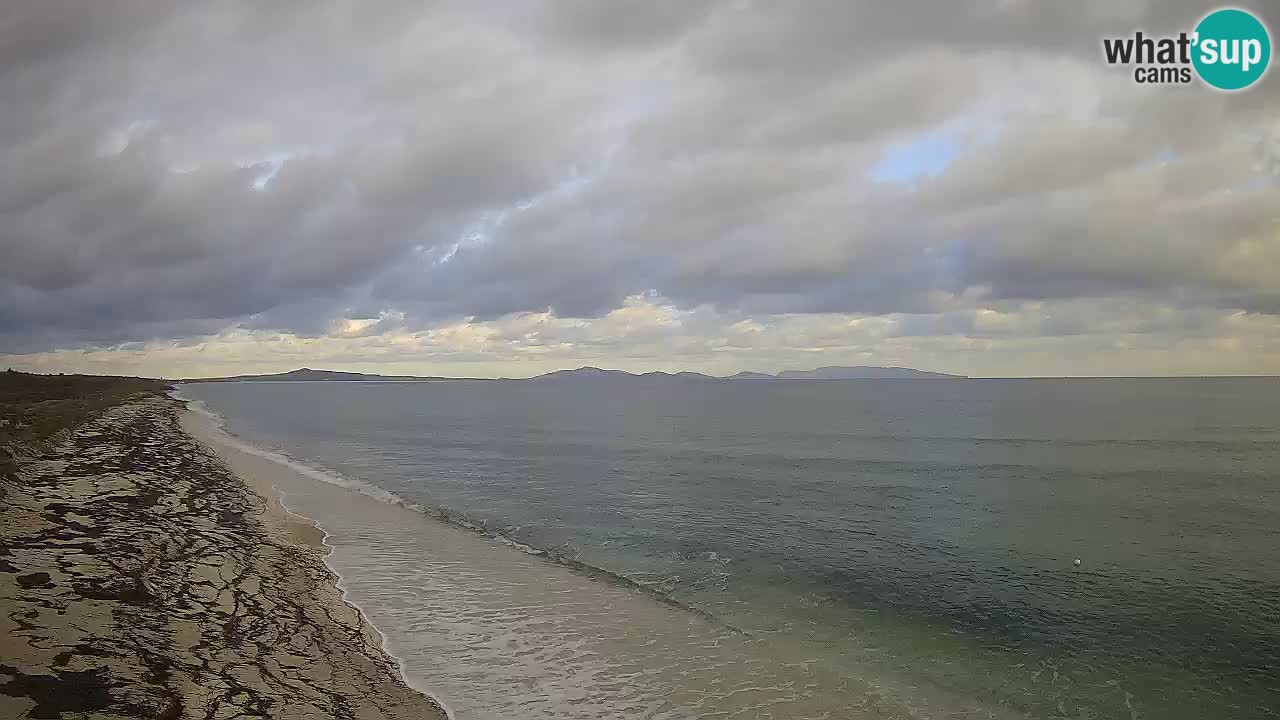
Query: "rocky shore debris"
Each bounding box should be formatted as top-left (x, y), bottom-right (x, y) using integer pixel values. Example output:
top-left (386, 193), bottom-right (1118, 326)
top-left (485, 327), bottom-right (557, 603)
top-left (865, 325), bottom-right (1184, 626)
top-left (1, 388), bottom-right (447, 719)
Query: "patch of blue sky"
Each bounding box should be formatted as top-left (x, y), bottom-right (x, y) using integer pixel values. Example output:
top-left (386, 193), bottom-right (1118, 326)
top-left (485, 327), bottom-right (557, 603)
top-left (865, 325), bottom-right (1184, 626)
top-left (870, 129), bottom-right (963, 185)
top-left (1135, 146), bottom-right (1176, 171)
top-left (239, 145), bottom-right (333, 190)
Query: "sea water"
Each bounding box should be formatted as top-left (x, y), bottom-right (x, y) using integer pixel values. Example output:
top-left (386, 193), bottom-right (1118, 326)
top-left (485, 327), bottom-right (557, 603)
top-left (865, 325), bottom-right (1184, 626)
top-left (181, 378), bottom-right (1280, 719)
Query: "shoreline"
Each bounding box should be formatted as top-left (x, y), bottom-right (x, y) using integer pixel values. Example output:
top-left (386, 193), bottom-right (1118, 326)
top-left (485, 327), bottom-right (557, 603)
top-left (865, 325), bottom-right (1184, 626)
top-left (178, 405), bottom-right (454, 719)
top-left (180, 390), bottom-right (753, 639)
top-left (172, 390), bottom-right (961, 719)
top-left (0, 390), bottom-right (449, 719)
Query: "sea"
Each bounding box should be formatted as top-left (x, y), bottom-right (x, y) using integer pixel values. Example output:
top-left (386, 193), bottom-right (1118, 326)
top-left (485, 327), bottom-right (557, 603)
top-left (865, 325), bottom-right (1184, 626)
top-left (179, 378), bottom-right (1280, 720)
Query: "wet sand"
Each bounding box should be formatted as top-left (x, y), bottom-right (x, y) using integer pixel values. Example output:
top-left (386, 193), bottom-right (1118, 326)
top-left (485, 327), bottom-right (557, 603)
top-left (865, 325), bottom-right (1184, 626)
top-left (0, 391), bottom-right (448, 719)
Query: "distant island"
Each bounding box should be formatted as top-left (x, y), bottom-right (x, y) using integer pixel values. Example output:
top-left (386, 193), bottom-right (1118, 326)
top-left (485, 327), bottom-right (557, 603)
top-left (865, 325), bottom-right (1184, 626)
top-left (180, 368), bottom-right (453, 383)
top-left (181, 365), bottom-right (965, 383)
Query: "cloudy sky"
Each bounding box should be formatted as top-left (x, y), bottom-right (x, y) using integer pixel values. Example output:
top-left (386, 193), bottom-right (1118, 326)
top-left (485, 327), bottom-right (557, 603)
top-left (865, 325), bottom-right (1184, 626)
top-left (3, 1), bottom-right (1279, 378)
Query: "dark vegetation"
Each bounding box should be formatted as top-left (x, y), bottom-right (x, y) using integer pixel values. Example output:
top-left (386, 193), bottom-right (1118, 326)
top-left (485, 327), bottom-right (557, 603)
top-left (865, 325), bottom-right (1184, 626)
top-left (0, 370), bottom-right (167, 482)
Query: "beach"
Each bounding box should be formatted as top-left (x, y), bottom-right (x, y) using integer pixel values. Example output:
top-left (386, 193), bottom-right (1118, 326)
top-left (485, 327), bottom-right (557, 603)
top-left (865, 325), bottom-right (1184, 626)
top-left (5, 374), bottom-right (1278, 719)
top-left (0, 379), bottom-right (448, 719)
top-left (180, 393), bottom-right (918, 719)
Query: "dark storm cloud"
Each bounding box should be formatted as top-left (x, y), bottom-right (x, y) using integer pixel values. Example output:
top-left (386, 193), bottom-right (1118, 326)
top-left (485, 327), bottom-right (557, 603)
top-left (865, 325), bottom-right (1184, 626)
top-left (2, 0), bottom-right (1279, 355)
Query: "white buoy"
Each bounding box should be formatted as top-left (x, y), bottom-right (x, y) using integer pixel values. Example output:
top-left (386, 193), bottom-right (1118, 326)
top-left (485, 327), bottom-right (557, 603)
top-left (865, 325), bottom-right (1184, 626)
top-left (1073, 558), bottom-right (1082, 567)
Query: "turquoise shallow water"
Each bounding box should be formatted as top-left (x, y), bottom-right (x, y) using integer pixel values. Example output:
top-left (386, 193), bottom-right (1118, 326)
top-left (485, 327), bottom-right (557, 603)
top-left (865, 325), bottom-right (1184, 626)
top-left (184, 378), bottom-right (1280, 719)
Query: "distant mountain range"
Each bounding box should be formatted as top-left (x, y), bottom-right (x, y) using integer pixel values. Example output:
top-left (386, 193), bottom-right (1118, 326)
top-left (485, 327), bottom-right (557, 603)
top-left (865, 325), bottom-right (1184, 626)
top-left (181, 365), bottom-right (964, 383)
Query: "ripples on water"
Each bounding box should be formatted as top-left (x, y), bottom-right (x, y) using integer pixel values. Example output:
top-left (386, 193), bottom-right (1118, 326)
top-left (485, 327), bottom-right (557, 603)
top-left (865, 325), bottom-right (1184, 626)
top-left (184, 379), bottom-right (1280, 719)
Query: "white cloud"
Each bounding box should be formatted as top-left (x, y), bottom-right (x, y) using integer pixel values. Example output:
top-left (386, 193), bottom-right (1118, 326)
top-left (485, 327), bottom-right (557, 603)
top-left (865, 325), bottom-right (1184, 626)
top-left (3, 1), bottom-right (1279, 375)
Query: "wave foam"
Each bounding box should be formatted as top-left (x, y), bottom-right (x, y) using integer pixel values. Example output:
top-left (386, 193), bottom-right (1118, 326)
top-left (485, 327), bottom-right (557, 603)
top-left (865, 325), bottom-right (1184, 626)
top-left (174, 388), bottom-right (457, 718)
top-left (172, 387), bottom-right (748, 638)
top-left (172, 387), bottom-right (408, 507)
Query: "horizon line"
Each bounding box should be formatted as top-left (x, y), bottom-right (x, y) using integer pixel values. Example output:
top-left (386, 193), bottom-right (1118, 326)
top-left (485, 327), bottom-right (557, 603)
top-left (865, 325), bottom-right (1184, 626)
top-left (11, 367), bottom-right (1279, 382)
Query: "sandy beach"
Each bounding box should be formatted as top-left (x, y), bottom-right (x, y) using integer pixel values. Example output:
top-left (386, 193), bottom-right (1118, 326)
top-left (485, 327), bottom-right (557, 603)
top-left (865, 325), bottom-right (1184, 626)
top-left (0, 379), bottom-right (448, 719)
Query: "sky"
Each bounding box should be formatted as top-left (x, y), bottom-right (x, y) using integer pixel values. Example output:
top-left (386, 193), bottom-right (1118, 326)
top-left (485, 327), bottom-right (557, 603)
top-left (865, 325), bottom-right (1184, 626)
top-left (2, 1), bottom-right (1280, 379)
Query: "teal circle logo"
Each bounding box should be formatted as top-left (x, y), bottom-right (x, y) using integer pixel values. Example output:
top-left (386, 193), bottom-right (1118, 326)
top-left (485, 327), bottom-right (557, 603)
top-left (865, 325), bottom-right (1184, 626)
top-left (1192, 8), bottom-right (1271, 90)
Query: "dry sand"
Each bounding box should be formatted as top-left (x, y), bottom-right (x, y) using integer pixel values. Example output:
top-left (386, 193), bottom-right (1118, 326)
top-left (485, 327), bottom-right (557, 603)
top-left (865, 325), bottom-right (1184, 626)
top-left (0, 391), bottom-right (449, 719)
